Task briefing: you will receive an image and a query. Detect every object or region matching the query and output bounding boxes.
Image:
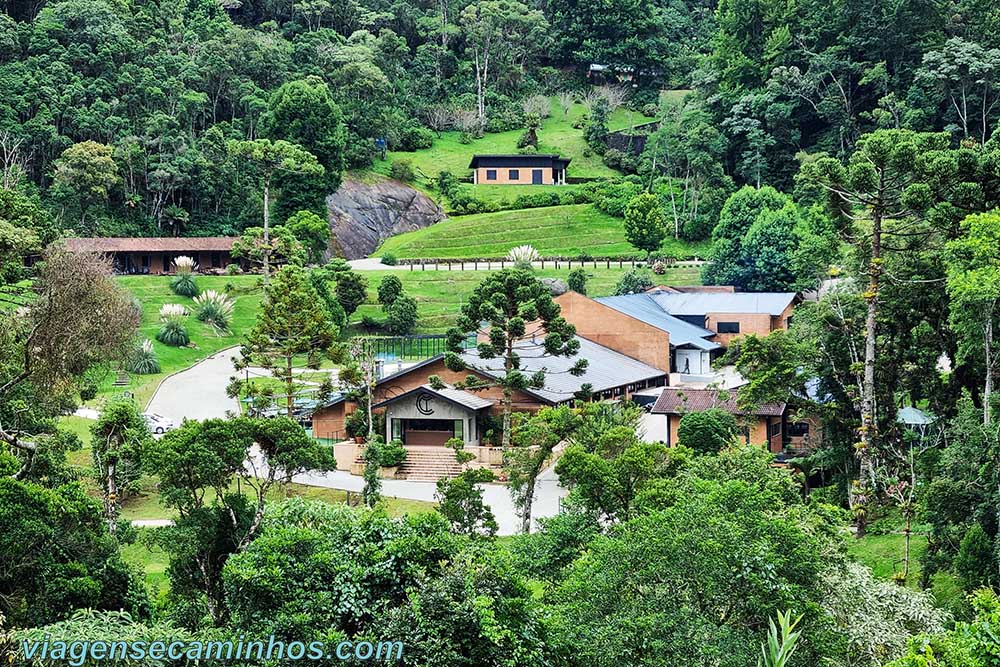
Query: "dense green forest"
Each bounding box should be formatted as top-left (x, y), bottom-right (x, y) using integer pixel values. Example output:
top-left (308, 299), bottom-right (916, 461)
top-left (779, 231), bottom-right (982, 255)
top-left (3, 0), bottom-right (1000, 665)
top-left (1, 0), bottom-right (997, 238)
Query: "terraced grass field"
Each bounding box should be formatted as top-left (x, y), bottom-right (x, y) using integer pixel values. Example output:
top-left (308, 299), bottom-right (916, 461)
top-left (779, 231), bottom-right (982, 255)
top-left (375, 204), bottom-right (711, 260)
top-left (371, 96), bottom-right (618, 181)
top-left (355, 265), bottom-right (701, 332)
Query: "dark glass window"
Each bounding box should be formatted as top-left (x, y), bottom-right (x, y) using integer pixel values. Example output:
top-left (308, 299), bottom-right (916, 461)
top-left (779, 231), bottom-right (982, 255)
top-left (787, 422), bottom-right (810, 437)
top-left (717, 321), bottom-right (741, 334)
top-left (486, 169), bottom-right (497, 180)
top-left (509, 169), bottom-right (519, 180)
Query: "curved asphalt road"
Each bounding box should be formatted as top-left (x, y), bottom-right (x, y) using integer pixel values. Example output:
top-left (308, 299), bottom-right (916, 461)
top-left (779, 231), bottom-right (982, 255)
top-left (145, 348), bottom-right (566, 534)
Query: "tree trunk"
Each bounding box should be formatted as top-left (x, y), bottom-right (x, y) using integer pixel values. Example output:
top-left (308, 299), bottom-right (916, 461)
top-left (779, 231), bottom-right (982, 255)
top-left (106, 455), bottom-right (118, 537)
top-left (285, 353), bottom-right (294, 419)
top-left (501, 386), bottom-right (512, 449)
top-left (985, 307), bottom-right (994, 426)
top-left (520, 480), bottom-right (533, 534)
top-left (855, 204), bottom-right (882, 539)
top-left (262, 176), bottom-right (271, 285)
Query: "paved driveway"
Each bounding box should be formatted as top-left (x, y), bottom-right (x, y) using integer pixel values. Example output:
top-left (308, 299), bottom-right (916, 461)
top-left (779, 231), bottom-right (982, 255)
top-left (145, 347), bottom-right (241, 422)
top-left (147, 347), bottom-right (568, 534)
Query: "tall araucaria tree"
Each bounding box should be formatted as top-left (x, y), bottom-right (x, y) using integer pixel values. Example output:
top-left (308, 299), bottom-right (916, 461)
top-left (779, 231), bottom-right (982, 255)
top-left (435, 269), bottom-right (585, 448)
top-left (800, 129), bottom-right (963, 536)
top-left (234, 265), bottom-right (338, 419)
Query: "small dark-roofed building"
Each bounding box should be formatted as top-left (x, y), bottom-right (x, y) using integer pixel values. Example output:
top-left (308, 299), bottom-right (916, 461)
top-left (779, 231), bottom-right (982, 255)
top-left (61, 237), bottom-right (239, 275)
top-left (469, 154), bottom-right (570, 185)
top-left (648, 386), bottom-right (822, 455)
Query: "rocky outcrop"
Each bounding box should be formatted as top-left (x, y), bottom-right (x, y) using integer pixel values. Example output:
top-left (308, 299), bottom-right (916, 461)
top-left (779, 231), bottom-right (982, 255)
top-left (326, 177), bottom-right (446, 259)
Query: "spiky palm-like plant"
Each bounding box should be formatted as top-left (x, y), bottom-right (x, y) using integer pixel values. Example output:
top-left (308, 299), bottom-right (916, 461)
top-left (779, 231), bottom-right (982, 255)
top-left (193, 289), bottom-right (235, 333)
top-left (159, 303), bottom-right (188, 319)
top-left (507, 244), bottom-right (539, 269)
top-left (156, 317), bottom-right (190, 346)
top-left (129, 339), bottom-right (161, 374)
top-left (170, 256), bottom-right (199, 297)
top-left (172, 255), bottom-right (197, 274)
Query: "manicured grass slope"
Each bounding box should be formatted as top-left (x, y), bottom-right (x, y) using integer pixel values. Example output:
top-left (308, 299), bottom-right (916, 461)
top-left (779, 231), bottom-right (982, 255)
top-left (372, 96), bottom-right (618, 180)
top-left (104, 275), bottom-right (263, 406)
top-left (375, 204), bottom-right (710, 260)
top-left (355, 265), bottom-right (701, 333)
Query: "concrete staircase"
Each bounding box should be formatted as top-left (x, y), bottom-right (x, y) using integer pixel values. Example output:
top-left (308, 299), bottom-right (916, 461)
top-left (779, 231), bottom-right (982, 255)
top-left (397, 447), bottom-right (464, 481)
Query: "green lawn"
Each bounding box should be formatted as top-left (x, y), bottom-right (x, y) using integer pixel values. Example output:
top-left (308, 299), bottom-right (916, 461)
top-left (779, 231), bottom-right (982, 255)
top-left (59, 415), bottom-right (95, 466)
top-left (99, 275), bottom-right (263, 407)
top-left (371, 96), bottom-right (620, 181)
top-left (375, 204), bottom-right (710, 260)
top-left (847, 531), bottom-right (928, 587)
top-left (607, 89), bottom-right (690, 132)
top-left (356, 265), bottom-right (701, 333)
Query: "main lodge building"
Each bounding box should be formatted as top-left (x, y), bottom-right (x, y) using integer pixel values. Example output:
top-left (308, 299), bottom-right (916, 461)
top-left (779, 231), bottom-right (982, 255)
top-left (311, 286), bottom-right (816, 471)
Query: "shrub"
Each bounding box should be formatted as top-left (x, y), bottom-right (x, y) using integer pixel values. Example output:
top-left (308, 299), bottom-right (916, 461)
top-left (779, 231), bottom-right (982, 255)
top-left (449, 194), bottom-right (500, 215)
top-left (507, 244), bottom-right (539, 269)
top-left (129, 339), bottom-right (160, 375)
top-left (79, 379), bottom-right (98, 401)
top-left (396, 126), bottom-right (434, 151)
top-left (379, 439), bottom-right (408, 467)
top-left (677, 409), bottom-right (740, 455)
top-left (458, 131), bottom-right (475, 145)
top-left (380, 253), bottom-right (398, 266)
top-left (513, 192), bottom-right (561, 209)
top-left (651, 260), bottom-right (667, 275)
top-left (193, 289), bottom-right (235, 332)
top-left (360, 315), bottom-right (383, 331)
top-left (156, 318), bottom-right (190, 346)
top-left (390, 159), bottom-right (415, 182)
top-left (385, 294), bottom-right (418, 335)
top-left (225, 263), bottom-right (243, 275)
top-left (641, 103), bottom-right (659, 117)
top-left (377, 274), bottom-right (404, 308)
top-left (614, 269), bottom-right (654, 295)
top-left (170, 273), bottom-right (198, 297)
top-left (567, 268), bottom-right (588, 295)
top-left (345, 409), bottom-right (369, 439)
top-left (517, 145), bottom-right (538, 154)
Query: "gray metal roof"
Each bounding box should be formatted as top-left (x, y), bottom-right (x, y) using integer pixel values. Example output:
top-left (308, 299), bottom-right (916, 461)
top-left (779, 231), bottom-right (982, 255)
top-left (425, 385), bottom-right (495, 410)
top-left (647, 290), bottom-right (798, 316)
top-left (460, 336), bottom-right (667, 404)
top-left (897, 406), bottom-right (936, 426)
top-left (594, 294), bottom-right (720, 351)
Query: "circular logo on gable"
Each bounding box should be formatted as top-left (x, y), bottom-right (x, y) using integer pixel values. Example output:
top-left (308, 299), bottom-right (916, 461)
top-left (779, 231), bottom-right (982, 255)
top-left (416, 394), bottom-right (434, 415)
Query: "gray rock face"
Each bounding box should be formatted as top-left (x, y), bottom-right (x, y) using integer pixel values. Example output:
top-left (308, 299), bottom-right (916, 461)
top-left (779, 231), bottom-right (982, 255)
top-left (327, 177), bottom-right (446, 259)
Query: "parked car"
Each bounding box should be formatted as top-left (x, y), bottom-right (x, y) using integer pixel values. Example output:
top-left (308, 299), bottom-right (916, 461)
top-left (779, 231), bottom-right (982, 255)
top-left (143, 412), bottom-right (176, 434)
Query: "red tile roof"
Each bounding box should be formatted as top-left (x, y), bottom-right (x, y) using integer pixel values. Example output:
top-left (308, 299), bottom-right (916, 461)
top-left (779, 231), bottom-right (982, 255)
top-left (651, 387), bottom-right (785, 417)
top-left (60, 237), bottom-right (236, 252)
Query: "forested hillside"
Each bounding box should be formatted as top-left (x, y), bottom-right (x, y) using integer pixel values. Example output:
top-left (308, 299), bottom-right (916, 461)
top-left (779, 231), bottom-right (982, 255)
top-left (4, 0), bottom-right (1000, 666)
top-left (3, 0), bottom-right (994, 241)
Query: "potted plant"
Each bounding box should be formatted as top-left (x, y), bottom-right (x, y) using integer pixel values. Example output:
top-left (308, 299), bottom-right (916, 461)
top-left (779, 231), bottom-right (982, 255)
top-left (345, 409), bottom-right (369, 444)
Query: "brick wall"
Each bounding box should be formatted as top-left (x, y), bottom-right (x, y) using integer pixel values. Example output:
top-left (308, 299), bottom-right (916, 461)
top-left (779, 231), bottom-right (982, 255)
top-left (555, 291), bottom-right (672, 372)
